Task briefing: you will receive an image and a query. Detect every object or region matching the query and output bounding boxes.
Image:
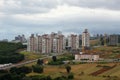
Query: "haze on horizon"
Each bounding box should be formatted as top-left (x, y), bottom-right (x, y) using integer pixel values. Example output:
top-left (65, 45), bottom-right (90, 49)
top-left (0, 0), bottom-right (120, 40)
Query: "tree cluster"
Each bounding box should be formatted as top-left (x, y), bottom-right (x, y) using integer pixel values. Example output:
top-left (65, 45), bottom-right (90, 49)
top-left (0, 42), bottom-right (25, 64)
top-left (48, 55), bottom-right (74, 65)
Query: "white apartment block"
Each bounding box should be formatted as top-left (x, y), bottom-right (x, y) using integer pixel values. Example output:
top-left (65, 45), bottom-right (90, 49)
top-left (27, 32), bottom-right (65, 53)
top-left (27, 30), bottom-right (90, 53)
top-left (68, 34), bottom-right (80, 50)
top-left (42, 34), bottom-right (51, 54)
top-left (82, 29), bottom-right (90, 48)
top-left (50, 32), bottom-right (65, 53)
top-left (27, 34), bottom-right (38, 53)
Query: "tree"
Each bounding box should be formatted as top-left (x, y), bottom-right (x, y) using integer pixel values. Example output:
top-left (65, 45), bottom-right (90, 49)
top-left (0, 73), bottom-right (12, 80)
top-left (17, 66), bottom-right (32, 74)
top-left (37, 59), bottom-right (43, 65)
top-left (10, 67), bottom-right (18, 73)
top-left (52, 56), bottom-right (57, 62)
top-left (10, 66), bottom-right (32, 74)
top-left (0, 42), bottom-right (25, 64)
top-left (65, 65), bottom-right (71, 73)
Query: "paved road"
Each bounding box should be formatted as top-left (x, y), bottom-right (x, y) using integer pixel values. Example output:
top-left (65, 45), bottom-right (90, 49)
top-left (0, 56), bottom-right (53, 70)
top-left (0, 53), bottom-right (63, 70)
top-left (73, 59), bottom-right (120, 63)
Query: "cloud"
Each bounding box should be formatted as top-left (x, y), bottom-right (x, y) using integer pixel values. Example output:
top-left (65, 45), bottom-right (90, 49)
top-left (0, 0), bottom-right (120, 15)
top-left (0, 0), bottom-right (59, 14)
top-left (61, 0), bottom-right (120, 10)
top-left (0, 0), bottom-right (120, 40)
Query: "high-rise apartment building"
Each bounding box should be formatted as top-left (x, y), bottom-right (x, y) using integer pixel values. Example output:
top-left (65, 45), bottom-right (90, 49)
top-left (82, 29), bottom-right (90, 49)
top-left (27, 34), bottom-right (38, 52)
top-left (13, 34), bottom-right (27, 43)
top-left (50, 32), bottom-right (65, 53)
top-left (27, 32), bottom-right (66, 53)
top-left (27, 30), bottom-right (90, 53)
top-left (109, 34), bottom-right (120, 46)
top-left (68, 34), bottom-right (79, 50)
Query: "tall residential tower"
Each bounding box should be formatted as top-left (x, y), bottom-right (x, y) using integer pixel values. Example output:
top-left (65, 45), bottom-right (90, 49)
top-left (82, 29), bottom-right (90, 50)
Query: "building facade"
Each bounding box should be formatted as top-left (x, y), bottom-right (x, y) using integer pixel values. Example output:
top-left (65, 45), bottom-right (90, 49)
top-left (42, 34), bottom-right (51, 53)
top-left (27, 32), bottom-right (66, 53)
top-left (68, 34), bottom-right (79, 50)
top-left (82, 29), bottom-right (90, 49)
top-left (13, 34), bottom-right (27, 43)
top-left (27, 34), bottom-right (38, 53)
top-left (75, 54), bottom-right (99, 61)
top-left (109, 34), bottom-right (120, 46)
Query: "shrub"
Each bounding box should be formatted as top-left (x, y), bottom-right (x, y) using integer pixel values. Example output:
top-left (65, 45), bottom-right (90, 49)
top-left (37, 59), bottom-right (44, 65)
top-left (29, 75), bottom-right (52, 80)
top-left (10, 66), bottom-right (32, 74)
top-left (68, 73), bottom-right (74, 79)
top-left (32, 65), bottom-right (44, 73)
top-left (52, 56), bottom-right (57, 62)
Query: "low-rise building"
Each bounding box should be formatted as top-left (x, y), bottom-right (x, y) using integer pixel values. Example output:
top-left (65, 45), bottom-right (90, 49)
top-left (75, 53), bottom-right (99, 61)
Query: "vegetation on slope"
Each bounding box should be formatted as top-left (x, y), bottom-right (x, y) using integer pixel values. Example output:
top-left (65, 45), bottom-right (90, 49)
top-left (0, 42), bottom-right (25, 64)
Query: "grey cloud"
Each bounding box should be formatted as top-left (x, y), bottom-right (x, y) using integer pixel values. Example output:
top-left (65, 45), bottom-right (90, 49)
top-left (1, 11), bottom-right (120, 35)
top-left (1, 0), bottom-right (120, 15)
top-left (1, 0), bottom-right (59, 14)
top-left (62, 0), bottom-right (120, 10)
top-left (0, 0), bottom-right (120, 40)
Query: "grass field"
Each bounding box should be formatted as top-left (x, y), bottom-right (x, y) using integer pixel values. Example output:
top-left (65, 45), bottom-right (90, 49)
top-left (100, 64), bottom-right (120, 77)
top-left (22, 46), bottom-right (120, 80)
top-left (26, 63), bottom-right (120, 80)
top-left (20, 51), bottom-right (43, 61)
top-left (92, 46), bottom-right (120, 59)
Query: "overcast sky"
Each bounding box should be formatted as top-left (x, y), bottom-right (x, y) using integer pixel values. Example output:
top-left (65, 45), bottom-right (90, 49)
top-left (0, 0), bottom-right (120, 40)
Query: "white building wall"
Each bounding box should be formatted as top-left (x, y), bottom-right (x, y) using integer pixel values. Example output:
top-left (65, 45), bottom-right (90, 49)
top-left (82, 30), bottom-right (90, 47)
top-left (75, 54), bottom-right (99, 61)
top-left (27, 38), bottom-right (30, 52)
top-left (76, 35), bottom-right (79, 49)
top-left (42, 38), bottom-right (46, 53)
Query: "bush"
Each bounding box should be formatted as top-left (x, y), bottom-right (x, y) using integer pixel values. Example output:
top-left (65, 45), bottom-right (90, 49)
top-left (37, 59), bottom-right (44, 65)
top-left (52, 56), bottom-right (57, 62)
top-left (48, 55), bottom-right (74, 65)
top-left (68, 73), bottom-right (74, 79)
top-left (32, 65), bottom-right (44, 73)
top-left (0, 73), bottom-right (12, 80)
top-left (29, 75), bottom-right (52, 80)
top-left (10, 66), bottom-right (32, 74)
top-left (54, 76), bottom-right (66, 80)
top-left (10, 67), bottom-right (18, 73)
top-left (0, 70), bottom-right (8, 73)
top-left (48, 60), bottom-right (63, 65)
top-left (17, 66), bottom-right (32, 74)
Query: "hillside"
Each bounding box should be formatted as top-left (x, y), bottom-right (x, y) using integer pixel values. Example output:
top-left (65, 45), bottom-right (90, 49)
top-left (0, 42), bottom-right (25, 64)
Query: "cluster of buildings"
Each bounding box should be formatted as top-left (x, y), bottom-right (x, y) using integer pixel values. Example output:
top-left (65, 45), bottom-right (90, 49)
top-left (27, 29), bottom-right (90, 54)
top-left (109, 34), bottom-right (120, 46)
top-left (27, 31), bottom-right (66, 53)
top-left (92, 34), bottom-right (120, 46)
top-left (12, 35), bottom-right (27, 44)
